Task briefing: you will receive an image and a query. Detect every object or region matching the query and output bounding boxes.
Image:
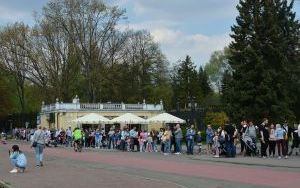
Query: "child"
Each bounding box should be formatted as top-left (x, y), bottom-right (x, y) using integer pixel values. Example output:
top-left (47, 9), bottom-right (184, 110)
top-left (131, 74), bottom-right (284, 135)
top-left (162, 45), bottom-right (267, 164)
top-left (138, 132), bottom-right (145, 152)
top-left (196, 131), bottom-right (202, 154)
top-left (146, 134), bottom-right (153, 152)
top-left (94, 129), bottom-right (102, 149)
top-left (212, 132), bottom-right (220, 158)
top-left (126, 136), bottom-right (131, 151)
top-left (9, 145), bottom-right (27, 173)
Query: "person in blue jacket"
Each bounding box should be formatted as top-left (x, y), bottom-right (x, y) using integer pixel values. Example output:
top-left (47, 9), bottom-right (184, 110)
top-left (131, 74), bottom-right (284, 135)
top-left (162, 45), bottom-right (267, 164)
top-left (186, 125), bottom-right (196, 155)
top-left (9, 145), bottom-right (27, 173)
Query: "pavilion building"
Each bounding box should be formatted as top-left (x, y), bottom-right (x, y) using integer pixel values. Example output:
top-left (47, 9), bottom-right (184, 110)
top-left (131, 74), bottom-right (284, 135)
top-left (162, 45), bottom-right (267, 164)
top-left (38, 98), bottom-right (164, 131)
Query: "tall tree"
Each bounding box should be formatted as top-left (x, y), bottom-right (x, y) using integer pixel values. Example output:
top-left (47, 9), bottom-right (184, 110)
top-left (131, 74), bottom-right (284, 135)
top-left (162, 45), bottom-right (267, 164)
top-left (41, 0), bottom-right (125, 102)
top-left (204, 47), bottom-right (232, 92)
top-left (172, 55), bottom-right (201, 109)
top-left (224, 0), bottom-right (300, 122)
top-left (0, 23), bottom-right (29, 113)
top-left (198, 66), bottom-right (212, 97)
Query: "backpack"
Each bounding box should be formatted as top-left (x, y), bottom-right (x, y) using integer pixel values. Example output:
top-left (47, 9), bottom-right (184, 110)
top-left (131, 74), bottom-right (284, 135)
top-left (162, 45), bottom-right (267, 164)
top-left (282, 126), bottom-right (288, 141)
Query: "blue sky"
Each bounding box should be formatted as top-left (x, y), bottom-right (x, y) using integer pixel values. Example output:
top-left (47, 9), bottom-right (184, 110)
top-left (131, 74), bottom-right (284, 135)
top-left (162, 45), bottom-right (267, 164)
top-left (0, 0), bottom-right (299, 67)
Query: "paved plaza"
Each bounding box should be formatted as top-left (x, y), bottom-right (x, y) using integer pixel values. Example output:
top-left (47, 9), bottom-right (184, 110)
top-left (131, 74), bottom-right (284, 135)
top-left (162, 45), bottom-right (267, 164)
top-left (1, 141), bottom-right (300, 188)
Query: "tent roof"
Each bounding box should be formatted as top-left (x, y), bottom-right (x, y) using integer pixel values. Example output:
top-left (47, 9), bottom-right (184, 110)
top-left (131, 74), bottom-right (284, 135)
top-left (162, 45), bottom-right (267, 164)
top-left (75, 113), bottom-right (111, 124)
top-left (147, 113), bottom-right (186, 124)
top-left (110, 113), bottom-right (147, 124)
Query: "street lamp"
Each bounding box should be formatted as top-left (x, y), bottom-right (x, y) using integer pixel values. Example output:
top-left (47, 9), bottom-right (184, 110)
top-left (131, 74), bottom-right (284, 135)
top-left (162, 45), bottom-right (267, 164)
top-left (8, 114), bottom-right (13, 134)
top-left (188, 96), bottom-right (196, 126)
top-left (176, 100), bottom-right (180, 112)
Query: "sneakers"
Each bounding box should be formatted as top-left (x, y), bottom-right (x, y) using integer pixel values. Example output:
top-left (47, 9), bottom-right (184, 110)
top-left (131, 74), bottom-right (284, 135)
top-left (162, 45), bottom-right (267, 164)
top-left (213, 155), bottom-right (220, 158)
top-left (9, 168), bottom-right (18, 173)
top-left (284, 156), bottom-right (288, 159)
top-left (18, 168), bottom-right (25, 173)
top-left (278, 156), bottom-right (282, 159)
top-left (40, 161), bottom-right (44, 167)
top-left (175, 152), bottom-right (181, 155)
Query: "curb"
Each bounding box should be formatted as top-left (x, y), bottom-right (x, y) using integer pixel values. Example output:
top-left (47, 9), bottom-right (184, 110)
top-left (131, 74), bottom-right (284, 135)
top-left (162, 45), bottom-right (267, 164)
top-left (0, 180), bottom-right (13, 188)
top-left (190, 157), bottom-right (300, 169)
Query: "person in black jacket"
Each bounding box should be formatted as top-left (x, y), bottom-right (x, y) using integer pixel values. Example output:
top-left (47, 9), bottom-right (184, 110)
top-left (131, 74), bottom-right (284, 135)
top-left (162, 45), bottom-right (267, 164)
top-left (259, 118), bottom-right (269, 158)
top-left (224, 121), bottom-right (236, 157)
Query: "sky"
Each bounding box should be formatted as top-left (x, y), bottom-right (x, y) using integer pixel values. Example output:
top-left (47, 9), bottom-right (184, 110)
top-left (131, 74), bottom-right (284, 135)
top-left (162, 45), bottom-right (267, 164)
top-left (0, 0), bottom-right (299, 67)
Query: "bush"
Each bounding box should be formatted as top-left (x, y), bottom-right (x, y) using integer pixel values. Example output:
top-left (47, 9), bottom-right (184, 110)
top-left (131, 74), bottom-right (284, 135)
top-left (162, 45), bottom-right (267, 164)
top-left (205, 111), bottom-right (229, 130)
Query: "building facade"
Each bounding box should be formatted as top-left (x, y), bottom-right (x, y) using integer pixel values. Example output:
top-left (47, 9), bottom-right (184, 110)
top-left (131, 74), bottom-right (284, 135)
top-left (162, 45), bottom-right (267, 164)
top-left (39, 99), bottom-right (164, 131)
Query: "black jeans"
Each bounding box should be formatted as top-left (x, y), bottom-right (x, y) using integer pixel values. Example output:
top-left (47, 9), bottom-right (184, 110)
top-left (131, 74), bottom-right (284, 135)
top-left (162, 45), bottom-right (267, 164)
top-left (284, 140), bottom-right (289, 155)
top-left (240, 138), bottom-right (245, 152)
top-left (120, 140), bottom-right (126, 151)
top-left (261, 140), bottom-right (269, 157)
top-left (269, 140), bottom-right (276, 156)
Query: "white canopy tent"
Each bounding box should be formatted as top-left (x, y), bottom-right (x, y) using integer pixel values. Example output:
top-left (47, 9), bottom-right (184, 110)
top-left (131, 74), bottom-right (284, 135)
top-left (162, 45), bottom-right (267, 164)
top-left (147, 113), bottom-right (186, 124)
top-left (74, 113), bottom-right (111, 124)
top-left (110, 113), bottom-right (148, 124)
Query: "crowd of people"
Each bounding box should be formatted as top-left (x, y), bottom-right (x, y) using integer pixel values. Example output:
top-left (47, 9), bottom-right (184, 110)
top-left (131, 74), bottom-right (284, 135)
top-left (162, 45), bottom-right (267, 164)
top-left (5, 118), bottom-right (300, 173)
top-left (206, 118), bottom-right (300, 159)
top-left (42, 124), bottom-right (202, 156)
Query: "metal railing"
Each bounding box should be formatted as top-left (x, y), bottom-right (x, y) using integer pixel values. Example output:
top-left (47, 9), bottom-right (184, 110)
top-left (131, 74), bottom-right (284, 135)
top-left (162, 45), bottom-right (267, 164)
top-left (41, 102), bottom-right (163, 113)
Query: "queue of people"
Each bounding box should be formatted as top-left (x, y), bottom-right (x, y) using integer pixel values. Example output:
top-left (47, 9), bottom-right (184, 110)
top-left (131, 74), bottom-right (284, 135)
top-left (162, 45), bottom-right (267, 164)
top-left (205, 118), bottom-right (300, 159)
top-left (5, 119), bottom-right (300, 174)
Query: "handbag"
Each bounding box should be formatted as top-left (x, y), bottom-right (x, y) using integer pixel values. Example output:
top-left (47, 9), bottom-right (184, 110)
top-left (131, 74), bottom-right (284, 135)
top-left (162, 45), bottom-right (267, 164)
top-left (32, 131), bottom-right (42, 147)
top-left (32, 141), bottom-right (37, 147)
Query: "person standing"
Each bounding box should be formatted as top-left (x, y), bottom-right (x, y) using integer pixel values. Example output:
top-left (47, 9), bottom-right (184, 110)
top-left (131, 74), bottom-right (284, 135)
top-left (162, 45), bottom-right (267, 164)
top-left (289, 124), bottom-right (300, 156)
top-left (65, 127), bottom-right (72, 147)
top-left (212, 131), bottom-right (220, 158)
top-left (158, 128), bottom-right (165, 153)
top-left (31, 125), bottom-right (46, 167)
top-left (259, 118), bottom-right (269, 158)
top-left (206, 125), bottom-right (214, 155)
top-left (186, 125), bottom-right (196, 155)
top-left (282, 121), bottom-right (289, 159)
top-left (269, 124), bottom-right (276, 158)
top-left (120, 127), bottom-right (129, 151)
top-left (174, 124), bottom-right (183, 154)
top-left (163, 126), bottom-right (172, 155)
top-left (108, 128), bottom-right (115, 149)
top-left (129, 127), bottom-right (138, 151)
top-left (224, 122), bottom-right (236, 157)
top-left (94, 129), bottom-right (102, 149)
top-left (275, 124), bottom-right (285, 159)
top-left (150, 129), bottom-right (158, 152)
top-left (239, 120), bottom-right (247, 155)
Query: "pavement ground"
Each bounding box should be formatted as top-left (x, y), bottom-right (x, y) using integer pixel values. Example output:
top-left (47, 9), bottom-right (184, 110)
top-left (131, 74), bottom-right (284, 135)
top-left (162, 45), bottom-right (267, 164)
top-left (1, 141), bottom-right (300, 188)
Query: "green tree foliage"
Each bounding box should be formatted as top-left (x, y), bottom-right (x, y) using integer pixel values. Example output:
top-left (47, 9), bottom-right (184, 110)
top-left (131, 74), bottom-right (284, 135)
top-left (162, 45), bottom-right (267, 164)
top-left (0, 71), bottom-right (14, 116)
top-left (171, 56), bottom-right (213, 109)
top-left (223, 0), bottom-right (300, 122)
top-left (198, 66), bottom-right (212, 97)
top-left (205, 111), bottom-right (229, 130)
top-left (204, 47), bottom-right (232, 92)
top-left (0, 0), bottom-right (172, 114)
top-left (0, 23), bottom-right (29, 113)
top-left (172, 56), bottom-right (201, 109)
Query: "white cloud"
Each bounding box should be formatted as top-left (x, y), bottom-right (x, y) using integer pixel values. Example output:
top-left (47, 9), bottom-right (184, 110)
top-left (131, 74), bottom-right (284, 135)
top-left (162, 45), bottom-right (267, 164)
top-left (0, 6), bottom-right (31, 22)
top-left (132, 0), bottom-right (238, 22)
top-left (120, 21), bottom-right (231, 66)
top-left (150, 28), bottom-right (231, 66)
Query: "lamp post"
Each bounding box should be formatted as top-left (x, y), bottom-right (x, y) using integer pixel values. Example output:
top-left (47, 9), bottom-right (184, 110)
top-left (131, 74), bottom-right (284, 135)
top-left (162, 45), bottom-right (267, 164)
top-left (8, 114), bottom-right (13, 135)
top-left (188, 96), bottom-right (196, 127)
top-left (176, 100), bottom-right (180, 112)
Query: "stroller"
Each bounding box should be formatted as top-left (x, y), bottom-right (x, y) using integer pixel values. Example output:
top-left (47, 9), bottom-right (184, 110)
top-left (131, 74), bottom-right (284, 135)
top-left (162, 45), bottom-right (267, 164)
top-left (242, 135), bottom-right (257, 156)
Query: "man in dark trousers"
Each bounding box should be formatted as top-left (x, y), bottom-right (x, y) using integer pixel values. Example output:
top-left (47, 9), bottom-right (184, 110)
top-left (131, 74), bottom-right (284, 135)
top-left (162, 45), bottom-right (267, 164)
top-left (224, 121), bottom-right (236, 157)
top-left (259, 118), bottom-right (269, 158)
